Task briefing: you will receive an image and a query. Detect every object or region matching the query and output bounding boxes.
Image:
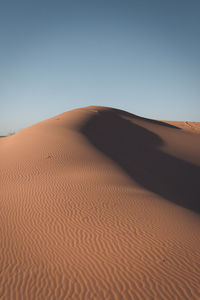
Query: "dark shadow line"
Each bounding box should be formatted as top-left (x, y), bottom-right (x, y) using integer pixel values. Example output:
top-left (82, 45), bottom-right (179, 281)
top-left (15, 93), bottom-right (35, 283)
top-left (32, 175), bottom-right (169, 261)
top-left (80, 109), bottom-right (200, 214)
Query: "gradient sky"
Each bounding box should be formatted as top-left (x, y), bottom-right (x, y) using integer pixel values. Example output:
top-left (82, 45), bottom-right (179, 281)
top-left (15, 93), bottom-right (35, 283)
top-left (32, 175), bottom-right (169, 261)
top-left (1, 0), bottom-right (200, 135)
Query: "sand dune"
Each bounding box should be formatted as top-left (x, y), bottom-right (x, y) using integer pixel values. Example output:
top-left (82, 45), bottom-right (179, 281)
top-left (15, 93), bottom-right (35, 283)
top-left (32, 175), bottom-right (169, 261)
top-left (0, 106), bottom-right (200, 299)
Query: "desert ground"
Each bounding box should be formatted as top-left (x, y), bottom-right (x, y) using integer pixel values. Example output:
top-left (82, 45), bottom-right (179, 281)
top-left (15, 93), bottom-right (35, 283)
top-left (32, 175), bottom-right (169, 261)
top-left (0, 106), bottom-right (200, 299)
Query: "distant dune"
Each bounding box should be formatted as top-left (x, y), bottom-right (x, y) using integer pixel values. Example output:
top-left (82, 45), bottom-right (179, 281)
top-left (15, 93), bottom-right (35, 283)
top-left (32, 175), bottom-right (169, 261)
top-left (0, 106), bottom-right (200, 299)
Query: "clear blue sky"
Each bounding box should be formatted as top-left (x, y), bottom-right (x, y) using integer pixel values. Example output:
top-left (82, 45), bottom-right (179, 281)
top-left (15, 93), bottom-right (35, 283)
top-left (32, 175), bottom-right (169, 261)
top-left (1, 0), bottom-right (200, 135)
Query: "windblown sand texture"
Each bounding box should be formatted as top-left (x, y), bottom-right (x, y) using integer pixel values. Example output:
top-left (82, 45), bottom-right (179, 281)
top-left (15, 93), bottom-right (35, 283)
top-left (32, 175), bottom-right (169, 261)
top-left (1, 106), bottom-right (200, 299)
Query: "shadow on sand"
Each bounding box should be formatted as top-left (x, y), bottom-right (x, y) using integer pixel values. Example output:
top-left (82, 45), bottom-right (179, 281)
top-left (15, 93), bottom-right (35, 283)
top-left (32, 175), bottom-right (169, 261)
top-left (81, 109), bottom-right (200, 214)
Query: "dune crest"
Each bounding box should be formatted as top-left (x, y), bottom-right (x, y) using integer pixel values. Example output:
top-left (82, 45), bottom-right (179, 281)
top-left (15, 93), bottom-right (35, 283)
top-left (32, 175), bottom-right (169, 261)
top-left (1, 106), bottom-right (200, 299)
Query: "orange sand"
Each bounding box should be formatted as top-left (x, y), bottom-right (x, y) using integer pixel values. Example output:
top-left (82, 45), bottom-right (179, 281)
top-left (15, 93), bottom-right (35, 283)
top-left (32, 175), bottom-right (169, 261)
top-left (0, 106), bottom-right (200, 299)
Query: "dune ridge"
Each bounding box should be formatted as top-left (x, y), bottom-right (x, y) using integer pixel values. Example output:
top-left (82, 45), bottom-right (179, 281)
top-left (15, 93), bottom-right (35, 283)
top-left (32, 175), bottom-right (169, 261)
top-left (0, 106), bottom-right (200, 299)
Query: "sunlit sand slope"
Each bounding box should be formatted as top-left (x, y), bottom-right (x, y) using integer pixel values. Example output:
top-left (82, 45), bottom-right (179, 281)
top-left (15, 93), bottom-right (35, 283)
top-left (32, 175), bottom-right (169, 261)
top-left (0, 106), bottom-right (200, 299)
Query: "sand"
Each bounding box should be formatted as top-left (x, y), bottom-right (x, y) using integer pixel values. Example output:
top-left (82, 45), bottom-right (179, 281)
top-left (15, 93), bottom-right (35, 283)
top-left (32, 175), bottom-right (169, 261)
top-left (0, 106), bottom-right (200, 299)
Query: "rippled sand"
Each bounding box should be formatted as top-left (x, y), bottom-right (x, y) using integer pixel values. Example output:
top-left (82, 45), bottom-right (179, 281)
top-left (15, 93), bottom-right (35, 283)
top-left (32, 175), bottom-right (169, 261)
top-left (1, 106), bottom-right (200, 299)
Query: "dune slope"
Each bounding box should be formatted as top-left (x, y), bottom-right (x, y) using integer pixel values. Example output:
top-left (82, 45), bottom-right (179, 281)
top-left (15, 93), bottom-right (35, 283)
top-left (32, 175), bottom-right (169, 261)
top-left (0, 106), bottom-right (200, 299)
